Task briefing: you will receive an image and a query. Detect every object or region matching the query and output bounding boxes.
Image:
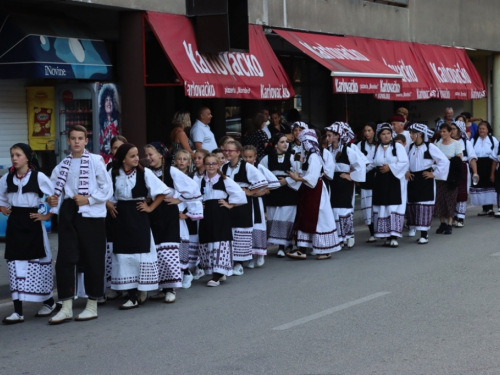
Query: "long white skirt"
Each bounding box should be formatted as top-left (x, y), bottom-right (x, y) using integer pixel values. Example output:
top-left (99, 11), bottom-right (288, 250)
top-left (232, 227), bottom-right (253, 261)
top-left (252, 197), bottom-right (267, 256)
top-left (470, 187), bottom-right (497, 206)
top-left (198, 241), bottom-right (234, 276)
top-left (360, 189), bottom-right (373, 226)
top-left (332, 207), bottom-right (354, 243)
top-left (267, 206), bottom-right (296, 247)
top-left (179, 219), bottom-right (191, 270)
top-left (189, 234), bottom-right (200, 267)
top-left (156, 242), bottom-right (182, 289)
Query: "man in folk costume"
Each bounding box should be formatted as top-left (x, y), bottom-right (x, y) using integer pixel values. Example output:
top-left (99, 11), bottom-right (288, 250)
top-left (406, 123), bottom-right (449, 244)
top-left (286, 129), bottom-right (341, 260)
top-left (47, 125), bottom-right (112, 324)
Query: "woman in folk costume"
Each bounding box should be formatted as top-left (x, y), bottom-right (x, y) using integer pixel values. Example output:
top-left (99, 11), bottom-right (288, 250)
top-left (0, 144), bottom-right (55, 324)
top-left (286, 129), bottom-right (341, 260)
top-left (260, 133), bottom-right (302, 257)
top-left (221, 141), bottom-right (269, 275)
top-left (371, 123), bottom-right (409, 247)
top-left (405, 124), bottom-right (449, 244)
top-left (108, 143), bottom-right (171, 310)
top-left (198, 153), bottom-right (247, 286)
top-left (242, 145), bottom-right (280, 267)
top-left (144, 142), bottom-right (202, 301)
top-left (450, 121), bottom-right (478, 227)
top-left (469, 121), bottom-right (499, 216)
top-left (357, 122), bottom-right (378, 242)
top-left (325, 122), bottom-right (366, 249)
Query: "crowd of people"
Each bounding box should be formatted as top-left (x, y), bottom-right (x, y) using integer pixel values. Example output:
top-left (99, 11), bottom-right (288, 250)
top-left (1, 105), bottom-right (499, 325)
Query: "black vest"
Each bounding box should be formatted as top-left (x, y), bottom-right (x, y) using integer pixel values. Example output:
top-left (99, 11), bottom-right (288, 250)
top-left (150, 165), bottom-right (174, 189)
top-left (268, 152), bottom-right (292, 172)
top-left (200, 176), bottom-right (227, 195)
top-left (222, 159), bottom-right (250, 184)
top-left (6, 170), bottom-right (43, 197)
top-left (409, 142), bottom-right (433, 160)
top-left (359, 140), bottom-right (376, 156)
top-left (473, 134), bottom-right (497, 153)
top-left (112, 168), bottom-right (148, 198)
top-left (337, 144), bottom-right (351, 165)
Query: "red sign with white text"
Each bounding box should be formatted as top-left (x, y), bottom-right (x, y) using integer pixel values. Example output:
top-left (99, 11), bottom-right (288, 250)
top-left (146, 12), bottom-right (295, 100)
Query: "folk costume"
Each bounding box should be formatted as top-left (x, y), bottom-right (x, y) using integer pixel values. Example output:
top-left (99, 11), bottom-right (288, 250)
top-left (288, 129), bottom-right (341, 260)
top-left (0, 144), bottom-right (55, 324)
top-left (49, 148), bottom-right (112, 323)
top-left (371, 123), bottom-right (409, 246)
top-left (406, 124), bottom-right (449, 243)
top-left (326, 122), bottom-right (366, 248)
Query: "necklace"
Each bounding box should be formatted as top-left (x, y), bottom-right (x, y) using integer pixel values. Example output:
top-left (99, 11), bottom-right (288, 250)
top-left (16, 170), bottom-right (29, 179)
top-left (124, 167), bottom-right (135, 175)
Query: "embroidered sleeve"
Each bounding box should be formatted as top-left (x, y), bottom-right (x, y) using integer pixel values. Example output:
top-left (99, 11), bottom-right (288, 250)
top-left (38, 172), bottom-right (56, 198)
top-left (258, 164), bottom-right (280, 190)
top-left (246, 163), bottom-right (269, 191)
top-left (170, 167), bottom-right (203, 202)
top-left (225, 178), bottom-right (247, 205)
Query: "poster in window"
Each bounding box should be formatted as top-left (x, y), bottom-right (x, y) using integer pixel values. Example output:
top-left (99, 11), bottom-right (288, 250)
top-left (26, 87), bottom-right (56, 151)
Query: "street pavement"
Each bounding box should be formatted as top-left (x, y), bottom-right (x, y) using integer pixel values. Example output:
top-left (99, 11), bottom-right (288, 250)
top-left (1, 205), bottom-right (500, 375)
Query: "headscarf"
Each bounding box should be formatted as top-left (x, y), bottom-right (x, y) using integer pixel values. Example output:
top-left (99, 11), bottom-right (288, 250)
top-left (291, 121), bottom-right (309, 131)
top-left (298, 129), bottom-right (325, 168)
top-left (325, 121), bottom-right (355, 144)
top-left (376, 122), bottom-right (396, 139)
top-left (9, 143), bottom-right (40, 173)
top-left (407, 123), bottom-right (435, 142)
top-left (148, 141), bottom-right (172, 165)
top-left (451, 120), bottom-right (468, 141)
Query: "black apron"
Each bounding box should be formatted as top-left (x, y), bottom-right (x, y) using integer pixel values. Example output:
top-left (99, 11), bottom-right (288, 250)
top-left (111, 201), bottom-right (151, 254)
top-left (359, 169), bottom-right (376, 190)
top-left (372, 169), bottom-right (402, 206)
top-left (199, 200), bottom-right (233, 243)
top-left (149, 201), bottom-right (181, 244)
top-left (230, 195), bottom-right (254, 228)
top-left (476, 157), bottom-right (494, 189)
top-left (265, 184), bottom-right (298, 207)
top-left (5, 206), bottom-right (45, 260)
top-left (329, 172), bottom-right (355, 208)
top-left (407, 168), bottom-right (434, 203)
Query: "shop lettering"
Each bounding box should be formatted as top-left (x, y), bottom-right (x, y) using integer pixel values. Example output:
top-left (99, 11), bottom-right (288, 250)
top-left (417, 89), bottom-right (431, 99)
top-left (183, 41), bottom-right (264, 77)
top-left (380, 80), bottom-right (401, 93)
top-left (376, 93), bottom-right (391, 99)
top-left (44, 65), bottom-right (66, 77)
top-left (471, 89), bottom-right (486, 99)
top-left (260, 84), bottom-right (291, 99)
top-left (185, 81), bottom-right (216, 97)
top-left (335, 78), bottom-right (359, 93)
top-left (383, 58), bottom-right (418, 83)
top-left (299, 41), bottom-right (369, 61)
top-left (429, 62), bottom-right (471, 84)
top-left (439, 89), bottom-right (451, 99)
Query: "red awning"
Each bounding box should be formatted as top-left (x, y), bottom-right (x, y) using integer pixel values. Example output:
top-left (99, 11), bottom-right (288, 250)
top-left (145, 12), bottom-right (295, 100)
top-left (349, 37), bottom-right (439, 101)
top-left (413, 43), bottom-right (486, 100)
top-left (273, 29), bottom-right (403, 94)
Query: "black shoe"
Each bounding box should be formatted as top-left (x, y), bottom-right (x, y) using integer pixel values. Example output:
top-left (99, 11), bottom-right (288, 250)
top-left (436, 222), bottom-right (447, 234)
top-left (443, 225), bottom-right (453, 235)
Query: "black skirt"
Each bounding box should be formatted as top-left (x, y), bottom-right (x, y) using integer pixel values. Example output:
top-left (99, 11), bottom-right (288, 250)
top-left (265, 185), bottom-right (299, 207)
top-left (229, 195), bottom-right (253, 228)
top-left (372, 169), bottom-right (402, 206)
top-left (5, 206), bottom-right (45, 260)
top-left (476, 157), bottom-right (494, 189)
top-left (149, 200), bottom-right (181, 244)
top-left (407, 168), bottom-right (434, 203)
top-left (329, 172), bottom-right (355, 209)
top-left (359, 169), bottom-right (376, 190)
top-left (199, 200), bottom-right (233, 243)
top-left (110, 200), bottom-right (151, 254)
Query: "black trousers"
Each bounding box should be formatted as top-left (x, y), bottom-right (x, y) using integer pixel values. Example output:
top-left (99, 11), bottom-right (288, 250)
top-left (56, 199), bottom-right (106, 300)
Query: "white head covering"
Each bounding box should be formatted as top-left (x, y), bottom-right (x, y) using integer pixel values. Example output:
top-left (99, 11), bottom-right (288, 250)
top-left (325, 121), bottom-right (355, 144)
top-left (298, 129), bottom-right (325, 168)
top-left (291, 121), bottom-right (309, 130)
top-left (452, 120), bottom-right (468, 140)
top-left (376, 122), bottom-right (396, 139)
top-left (407, 123), bottom-right (435, 142)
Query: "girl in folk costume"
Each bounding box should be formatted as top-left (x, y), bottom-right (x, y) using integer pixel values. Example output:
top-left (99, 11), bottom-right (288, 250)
top-left (357, 122), bottom-right (378, 242)
top-left (221, 141), bottom-right (269, 275)
top-left (106, 136), bottom-right (127, 171)
top-left (286, 129), bottom-right (341, 260)
top-left (0, 144), bottom-right (55, 324)
top-left (260, 133), bottom-right (302, 257)
top-left (371, 123), bottom-right (409, 247)
top-left (198, 154), bottom-right (247, 286)
top-left (325, 122), bottom-right (366, 249)
top-left (469, 121), bottom-right (499, 216)
top-left (450, 121), bottom-right (478, 227)
top-left (405, 124), bottom-right (450, 244)
top-left (290, 121), bottom-right (308, 155)
top-left (242, 145), bottom-right (280, 267)
top-left (144, 143), bottom-right (202, 301)
top-left (108, 144), bottom-right (171, 310)
top-left (192, 149), bottom-right (210, 186)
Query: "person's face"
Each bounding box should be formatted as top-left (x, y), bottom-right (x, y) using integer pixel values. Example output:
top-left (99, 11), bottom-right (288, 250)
top-left (391, 121), bottom-right (404, 134)
top-left (440, 128), bottom-right (451, 140)
top-left (293, 126), bottom-right (302, 140)
top-left (242, 150), bottom-right (257, 164)
top-left (200, 109), bottom-right (213, 125)
top-left (204, 156), bottom-right (219, 177)
top-left (105, 96), bottom-right (113, 115)
top-left (144, 148), bottom-right (162, 168)
top-left (450, 125), bottom-right (459, 140)
top-left (379, 129), bottom-right (392, 144)
top-left (215, 152), bottom-right (226, 166)
top-left (111, 140), bottom-right (124, 156)
top-left (478, 124), bottom-right (488, 138)
top-left (326, 131), bottom-right (339, 145)
top-left (262, 110), bottom-right (270, 122)
top-left (193, 152), bottom-right (205, 169)
top-left (363, 126), bottom-right (374, 141)
top-left (444, 109), bottom-right (454, 121)
top-left (272, 113), bottom-right (281, 127)
top-left (223, 145), bottom-right (240, 163)
top-left (123, 147), bottom-right (139, 170)
top-left (10, 147), bottom-right (28, 171)
top-left (67, 130), bottom-right (88, 153)
top-left (276, 136), bottom-right (288, 154)
top-left (174, 154), bottom-right (190, 172)
top-left (410, 130), bottom-right (418, 143)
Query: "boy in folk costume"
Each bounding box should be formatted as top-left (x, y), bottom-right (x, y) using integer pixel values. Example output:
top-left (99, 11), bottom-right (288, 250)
top-left (47, 125), bottom-right (112, 324)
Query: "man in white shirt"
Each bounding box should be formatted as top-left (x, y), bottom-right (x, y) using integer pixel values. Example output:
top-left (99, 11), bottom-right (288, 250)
top-left (435, 107), bottom-right (454, 132)
top-left (190, 107), bottom-right (218, 152)
top-left (47, 125), bottom-right (112, 324)
top-left (391, 114), bottom-right (413, 153)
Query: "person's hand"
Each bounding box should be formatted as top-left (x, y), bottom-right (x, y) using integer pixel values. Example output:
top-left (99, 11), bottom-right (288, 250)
top-left (137, 201), bottom-right (152, 213)
top-left (278, 177), bottom-right (287, 186)
top-left (422, 171), bottom-right (434, 179)
top-left (30, 212), bottom-right (51, 222)
top-left (106, 201), bottom-right (118, 218)
top-left (243, 188), bottom-right (254, 197)
top-left (379, 164), bottom-right (390, 173)
top-left (73, 195), bottom-right (89, 206)
top-left (0, 206), bottom-right (11, 216)
top-left (340, 173), bottom-right (352, 181)
top-left (253, 189), bottom-right (269, 197)
top-left (179, 212), bottom-right (188, 220)
top-left (47, 195), bottom-right (58, 208)
top-left (218, 199), bottom-right (234, 209)
top-left (165, 197), bottom-right (181, 205)
top-left (405, 171), bottom-right (413, 181)
top-left (287, 171), bottom-right (300, 181)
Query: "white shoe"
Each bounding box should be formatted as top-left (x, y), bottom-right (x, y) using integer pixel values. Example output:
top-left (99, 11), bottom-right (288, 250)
top-left (452, 219), bottom-right (458, 227)
top-left (366, 236), bottom-right (377, 243)
top-left (346, 237), bottom-right (355, 248)
top-left (246, 259), bottom-right (255, 269)
top-left (75, 299), bottom-right (98, 321)
top-left (256, 255), bottom-right (265, 267)
top-left (207, 280), bottom-right (220, 287)
top-left (417, 237), bottom-right (429, 244)
top-left (277, 249), bottom-right (285, 258)
top-left (182, 273), bottom-right (194, 289)
top-left (119, 300), bottom-right (139, 310)
top-left (390, 239), bottom-right (399, 247)
top-left (408, 229), bottom-right (416, 237)
top-left (193, 268), bottom-right (205, 280)
top-left (49, 300), bottom-right (73, 325)
top-left (233, 263), bottom-right (244, 276)
top-left (164, 291), bottom-right (176, 304)
top-left (285, 250), bottom-right (307, 260)
top-left (2, 312), bottom-right (24, 325)
top-left (36, 303), bottom-right (56, 317)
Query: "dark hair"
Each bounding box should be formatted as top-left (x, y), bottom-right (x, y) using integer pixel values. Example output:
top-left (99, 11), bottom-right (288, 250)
top-left (439, 123), bottom-right (452, 133)
top-left (286, 108), bottom-right (301, 123)
top-left (111, 143), bottom-right (143, 179)
top-left (9, 143), bottom-right (40, 172)
top-left (455, 115), bottom-right (466, 122)
top-left (213, 148), bottom-right (224, 154)
top-left (99, 86), bottom-right (119, 125)
top-left (203, 153), bottom-right (226, 179)
top-left (110, 135), bottom-right (127, 149)
top-left (219, 135), bottom-right (234, 147)
top-left (250, 113), bottom-right (265, 135)
top-left (68, 125), bottom-right (88, 139)
top-left (394, 134), bottom-right (406, 143)
top-left (243, 145), bottom-right (258, 155)
top-left (460, 112), bottom-right (472, 120)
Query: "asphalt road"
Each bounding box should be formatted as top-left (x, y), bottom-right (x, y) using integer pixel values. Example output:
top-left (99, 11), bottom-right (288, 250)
top-left (2, 206), bottom-right (500, 375)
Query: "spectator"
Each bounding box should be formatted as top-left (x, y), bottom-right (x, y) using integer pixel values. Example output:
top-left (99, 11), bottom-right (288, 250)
top-left (396, 107), bottom-right (410, 129)
top-left (170, 111), bottom-right (195, 159)
top-left (190, 107), bottom-right (218, 152)
top-left (390, 114), bottom-right (412, 153)
top-left (242, 113), bottom-right (269, 160)
top-left (460, 112), bottom-right (481, 139)
top-left (435, 107), bottom-right (454, 131)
